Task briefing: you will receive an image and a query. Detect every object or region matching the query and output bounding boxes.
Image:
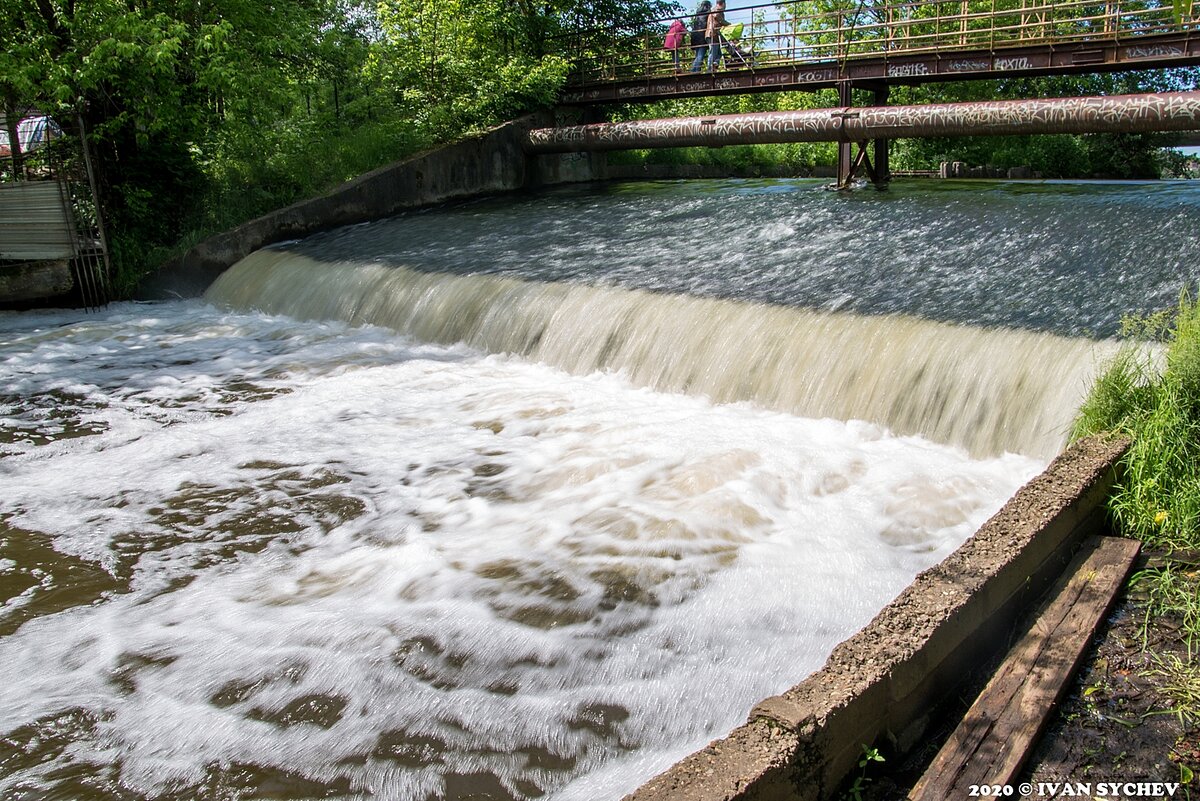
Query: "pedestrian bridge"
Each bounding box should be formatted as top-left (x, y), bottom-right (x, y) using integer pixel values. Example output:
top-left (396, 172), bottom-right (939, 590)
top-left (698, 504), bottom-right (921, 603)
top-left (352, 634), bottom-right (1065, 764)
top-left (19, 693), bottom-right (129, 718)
top-left (561, 0), bottom-right (1200, 104)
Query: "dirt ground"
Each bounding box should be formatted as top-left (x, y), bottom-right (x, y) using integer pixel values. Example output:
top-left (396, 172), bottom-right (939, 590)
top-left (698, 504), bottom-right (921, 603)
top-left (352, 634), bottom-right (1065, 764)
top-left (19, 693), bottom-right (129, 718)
top-left (851, 572), bottom-right (1199, 801)
top-left (1022, 591), bottom-right (1197, 794)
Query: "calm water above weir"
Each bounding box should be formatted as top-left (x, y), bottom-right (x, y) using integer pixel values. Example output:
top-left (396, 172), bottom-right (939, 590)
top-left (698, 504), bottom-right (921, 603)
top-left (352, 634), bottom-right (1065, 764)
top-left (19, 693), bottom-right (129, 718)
top-left (1, 179), bottom-right (1197, 801)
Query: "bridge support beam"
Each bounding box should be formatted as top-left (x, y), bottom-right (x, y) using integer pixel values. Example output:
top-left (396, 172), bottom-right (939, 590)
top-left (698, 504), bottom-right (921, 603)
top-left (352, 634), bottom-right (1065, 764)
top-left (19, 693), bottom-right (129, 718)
top-left (526, 90), bottom-right (1200, 157)
top-left (873, 86), bottom-right (890, 186)
top-left (836, 83), bottom-right (855, 189)
top-left (836, 84), bottom-right (892, 190)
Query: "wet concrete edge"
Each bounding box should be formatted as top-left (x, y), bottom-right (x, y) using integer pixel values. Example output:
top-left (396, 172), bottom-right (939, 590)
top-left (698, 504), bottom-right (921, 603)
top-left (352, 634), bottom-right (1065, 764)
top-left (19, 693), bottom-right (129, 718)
top-left (624, 433), bottom-right (1131, 801)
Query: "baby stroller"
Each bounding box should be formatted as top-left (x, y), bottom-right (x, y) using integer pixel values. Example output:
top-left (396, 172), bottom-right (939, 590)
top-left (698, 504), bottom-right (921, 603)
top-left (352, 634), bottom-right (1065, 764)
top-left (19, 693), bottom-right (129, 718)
top-left (720, 22), bottom-right (755, 69)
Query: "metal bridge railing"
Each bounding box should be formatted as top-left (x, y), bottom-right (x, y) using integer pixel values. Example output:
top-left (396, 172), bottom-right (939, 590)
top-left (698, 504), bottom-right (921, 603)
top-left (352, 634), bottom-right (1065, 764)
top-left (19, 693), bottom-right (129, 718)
top-left (564, 0), bottom-right (1199, 85)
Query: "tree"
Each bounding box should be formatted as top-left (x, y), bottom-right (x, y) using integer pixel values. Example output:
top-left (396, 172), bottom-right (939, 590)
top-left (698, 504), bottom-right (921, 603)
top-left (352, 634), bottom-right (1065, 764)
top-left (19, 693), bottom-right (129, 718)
top-left (2, 0), bottom-right (379, 279)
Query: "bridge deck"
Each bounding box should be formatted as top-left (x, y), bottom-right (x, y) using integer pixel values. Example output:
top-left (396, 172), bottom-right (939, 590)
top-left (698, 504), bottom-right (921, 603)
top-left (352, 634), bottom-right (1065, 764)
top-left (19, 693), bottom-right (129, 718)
top-left (561, 0), bottom-right (1200, 105)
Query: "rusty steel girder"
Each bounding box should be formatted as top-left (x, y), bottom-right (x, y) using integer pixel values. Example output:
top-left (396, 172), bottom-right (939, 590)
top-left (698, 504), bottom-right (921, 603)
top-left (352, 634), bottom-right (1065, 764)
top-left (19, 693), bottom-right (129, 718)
top-left (524, 91), bottom-right (1200, 153)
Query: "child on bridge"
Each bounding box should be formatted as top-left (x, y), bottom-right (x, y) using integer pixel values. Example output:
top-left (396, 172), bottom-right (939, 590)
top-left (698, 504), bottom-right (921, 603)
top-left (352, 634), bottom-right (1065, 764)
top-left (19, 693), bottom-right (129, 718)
top-left (664, 17), bottom-right (687, 71)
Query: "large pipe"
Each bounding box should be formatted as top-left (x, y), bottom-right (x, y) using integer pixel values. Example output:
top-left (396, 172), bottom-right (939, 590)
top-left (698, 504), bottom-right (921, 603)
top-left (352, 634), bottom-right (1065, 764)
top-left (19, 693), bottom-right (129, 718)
top-left (525, 91), bottom-right (1200, 153)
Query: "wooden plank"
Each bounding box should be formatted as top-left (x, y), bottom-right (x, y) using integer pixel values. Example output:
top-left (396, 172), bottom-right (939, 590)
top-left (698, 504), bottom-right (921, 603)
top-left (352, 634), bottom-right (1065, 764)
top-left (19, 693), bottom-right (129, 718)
top-left (909, 535), bottom-right (1141, 800)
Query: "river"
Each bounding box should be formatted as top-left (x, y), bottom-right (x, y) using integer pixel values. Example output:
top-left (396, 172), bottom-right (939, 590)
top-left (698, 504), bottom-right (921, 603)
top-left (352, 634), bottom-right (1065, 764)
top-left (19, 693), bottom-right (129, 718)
top-left (1, 178), bottom-right (1197, 800)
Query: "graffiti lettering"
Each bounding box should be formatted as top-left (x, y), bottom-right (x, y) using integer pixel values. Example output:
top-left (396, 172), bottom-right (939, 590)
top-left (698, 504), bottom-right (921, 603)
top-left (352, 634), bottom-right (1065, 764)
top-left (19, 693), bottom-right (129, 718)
top-left (949, 59), bottom-right (991, 72)
top-left (887, 63), bottom-right (930, 77)
top-left (618, 86), bottom-right (649, 97)
top-left (1126, 45), bottom-right (1184, 58)
top-left (995, 57), bottom-right (1033, 70)
top-left (796, 69), bottom-right (836, 82)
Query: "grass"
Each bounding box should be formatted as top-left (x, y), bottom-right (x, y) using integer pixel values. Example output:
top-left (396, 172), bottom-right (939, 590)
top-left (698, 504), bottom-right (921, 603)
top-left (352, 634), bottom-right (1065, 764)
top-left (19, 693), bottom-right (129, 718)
top-left (1072, 288), bottom-right (1200, 725)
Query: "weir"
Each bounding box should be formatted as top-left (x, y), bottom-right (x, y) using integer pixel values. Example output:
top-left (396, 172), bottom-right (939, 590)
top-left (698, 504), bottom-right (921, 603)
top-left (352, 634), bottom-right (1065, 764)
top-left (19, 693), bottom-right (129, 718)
top-left (209, 249), bottom-right (1115, 460)
top-left (189, 175), bottom-right (1186, 799)
top-left (198, 225), bottom-right (1139, 799)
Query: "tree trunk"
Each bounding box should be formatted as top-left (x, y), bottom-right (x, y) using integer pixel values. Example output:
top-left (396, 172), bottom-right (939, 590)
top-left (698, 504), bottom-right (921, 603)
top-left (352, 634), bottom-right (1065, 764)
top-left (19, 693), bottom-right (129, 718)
top-left (3, 91), bottom-right (26, 180)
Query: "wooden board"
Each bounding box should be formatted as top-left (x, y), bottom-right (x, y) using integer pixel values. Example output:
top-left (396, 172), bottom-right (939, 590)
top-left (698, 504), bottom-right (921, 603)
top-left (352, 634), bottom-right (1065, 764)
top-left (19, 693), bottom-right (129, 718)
top-left (909, 535), bottom-right (1141, 800)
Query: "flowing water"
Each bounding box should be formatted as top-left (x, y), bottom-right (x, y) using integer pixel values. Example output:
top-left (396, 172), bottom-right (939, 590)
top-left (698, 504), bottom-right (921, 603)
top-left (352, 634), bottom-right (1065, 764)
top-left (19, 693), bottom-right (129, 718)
top-left (1, 179), bottom-right (1197, 801)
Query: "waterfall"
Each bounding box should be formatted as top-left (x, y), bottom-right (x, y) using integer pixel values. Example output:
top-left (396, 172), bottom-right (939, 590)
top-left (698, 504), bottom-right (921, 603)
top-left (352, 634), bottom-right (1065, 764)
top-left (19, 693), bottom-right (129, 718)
top-left (207, 248), bottom-right (1115, 459)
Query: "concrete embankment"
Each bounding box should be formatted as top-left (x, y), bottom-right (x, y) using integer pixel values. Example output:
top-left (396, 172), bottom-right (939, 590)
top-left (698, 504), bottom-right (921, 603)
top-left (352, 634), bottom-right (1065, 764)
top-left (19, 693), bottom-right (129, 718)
top-left (626, 434), bottom-right (1129, 801)
top-left (138, 116), bottom-right (606, 298)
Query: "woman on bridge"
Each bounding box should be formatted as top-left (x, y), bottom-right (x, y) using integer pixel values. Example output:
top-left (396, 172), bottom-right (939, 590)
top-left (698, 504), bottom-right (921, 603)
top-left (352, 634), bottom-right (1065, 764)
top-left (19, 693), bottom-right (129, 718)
top-left (689, 0), bottom-right (713, 72)
top-left (705, 0), bottom-right (728, 73)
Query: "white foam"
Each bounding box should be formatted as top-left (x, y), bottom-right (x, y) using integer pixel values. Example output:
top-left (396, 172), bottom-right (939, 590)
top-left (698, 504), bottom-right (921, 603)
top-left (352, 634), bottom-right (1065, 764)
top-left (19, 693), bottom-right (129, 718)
top-left (0, 301), bottom-right (1041, 799)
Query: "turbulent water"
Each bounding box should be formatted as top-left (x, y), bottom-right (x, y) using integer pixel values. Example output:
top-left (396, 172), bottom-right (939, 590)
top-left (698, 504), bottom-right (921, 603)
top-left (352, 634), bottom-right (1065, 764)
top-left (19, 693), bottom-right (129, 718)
top-left (1, 178), bottom-right (1197, 801)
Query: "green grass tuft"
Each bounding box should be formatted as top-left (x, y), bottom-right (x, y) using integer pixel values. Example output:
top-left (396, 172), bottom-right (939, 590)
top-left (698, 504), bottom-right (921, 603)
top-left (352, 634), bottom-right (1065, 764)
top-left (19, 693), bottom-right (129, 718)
top-left (1073, 287), bottom-right (1200, 725)
top-left (1073, 289), bottom-right (1200, 551)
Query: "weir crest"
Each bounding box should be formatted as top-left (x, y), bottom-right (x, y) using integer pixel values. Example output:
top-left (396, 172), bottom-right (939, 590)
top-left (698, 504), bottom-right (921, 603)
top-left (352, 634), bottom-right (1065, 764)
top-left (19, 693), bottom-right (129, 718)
top-left (207, 248), bottom-right (1117, 460)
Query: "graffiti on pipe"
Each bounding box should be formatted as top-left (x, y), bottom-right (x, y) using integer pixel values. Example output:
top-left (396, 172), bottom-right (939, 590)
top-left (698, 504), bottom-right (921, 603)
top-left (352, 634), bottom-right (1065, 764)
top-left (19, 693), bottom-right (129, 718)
top-left (524, 92), bottom-right (1200, 153)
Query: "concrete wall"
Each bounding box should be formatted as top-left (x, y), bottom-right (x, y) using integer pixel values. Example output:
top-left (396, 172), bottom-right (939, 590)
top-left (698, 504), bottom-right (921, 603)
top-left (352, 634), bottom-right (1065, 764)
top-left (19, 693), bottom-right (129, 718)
top-left (625, 434), bottom-right (1130, 801)
top-left (138, 116), bottom-right (609, 299)
top-left (0, 258), bottom-right (73, 302)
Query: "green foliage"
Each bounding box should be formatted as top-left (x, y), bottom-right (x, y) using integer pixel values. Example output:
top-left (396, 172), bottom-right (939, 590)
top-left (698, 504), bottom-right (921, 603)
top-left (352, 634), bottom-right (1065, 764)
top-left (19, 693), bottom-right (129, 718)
top-left (1073, 290), bottom-right (1200, 551)
top-left (4, 0), bottom-right (613, 292)
top-left (1073, 288), bottom-right (1200, 737)
top-left (3, 0), bottom-right (1196, 293)
top-left (368, 0), bottom-right (570, 138)
top-left (844, 744), bottom-right (886, 801)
